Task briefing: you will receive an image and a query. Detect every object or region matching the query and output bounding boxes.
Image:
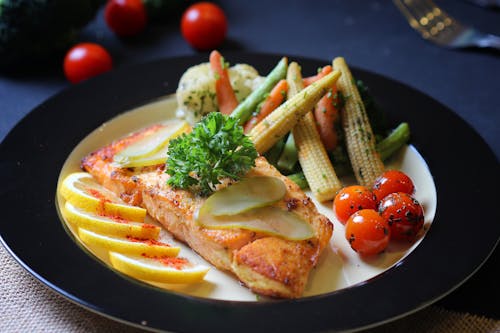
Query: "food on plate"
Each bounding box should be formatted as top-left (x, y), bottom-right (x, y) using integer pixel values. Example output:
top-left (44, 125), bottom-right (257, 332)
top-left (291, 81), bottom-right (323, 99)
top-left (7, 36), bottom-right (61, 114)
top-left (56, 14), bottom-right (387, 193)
top-left (243, 79), bottom-right (288, 133)
top-left (378, 192), bottom-right (424, 242)
top-left (113, 121), bottom-right (190, 168)
top-left (210, 50), bottom-right (239, 115)
top-left (60, 170), bottom-right (207, 285)
top-left (176, 62), bottom-right (263, 124)
top-left (63, 201), bottom-right (160, 239)
top-left (282, 62), bottom-right (342, 202)
top-left (333, 185), bottom-right (377, 224)
top-left (200, 176), bottom-right (287, 216)
top-left (181, 2), bottom-right (228, 50)
top-left (109, 251), bottom-right (210, 284)
top-left (60, 172), bottom-right (146, 221)
top-left (247, 69), bottom-right (340, 155)
top-left (59, 51), bottom-right (426, 297)
top-left (345, 209), bottom-right (390, 256)
top-left (333, 57), bottom-right (385, 187)
top-left (63, 43), bottom-right (113, 84)
top-left (166, 113), bottom-right (258, 195)
top-left (81, 121), bottom-right (333, 297)
top-left (372, 169), bottom-right (415, 203)
top-left (78, 228), bottom-right (180, 257)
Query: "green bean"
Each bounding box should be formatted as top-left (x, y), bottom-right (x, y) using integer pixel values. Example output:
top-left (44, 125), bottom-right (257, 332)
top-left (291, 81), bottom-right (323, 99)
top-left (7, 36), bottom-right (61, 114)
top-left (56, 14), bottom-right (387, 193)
top-left (231, 57), bottom-right (288, 124)
top-left (277, 133), bottom-right (298, 174)
top-left (287, 172), bottom-right (309, 190)
top-left (377, 122), bottom-right (410, 160)
top-left (263, 137), bottom-right (285, 166)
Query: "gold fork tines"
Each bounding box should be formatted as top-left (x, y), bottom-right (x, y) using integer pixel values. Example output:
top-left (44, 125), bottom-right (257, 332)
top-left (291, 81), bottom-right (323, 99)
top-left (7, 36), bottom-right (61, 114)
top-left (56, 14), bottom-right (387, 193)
top-left (394, 0), bottom-right (461, 43)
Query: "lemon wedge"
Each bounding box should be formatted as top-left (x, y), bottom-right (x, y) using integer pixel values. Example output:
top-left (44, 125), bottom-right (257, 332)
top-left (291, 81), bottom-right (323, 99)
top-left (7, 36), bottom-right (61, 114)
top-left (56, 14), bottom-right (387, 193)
top-left (109, 252), bottom-right (210, 284)
top-left (113, 121), bottom-right (190, 167)
top-left (60, 172), bottom-right (146, 221)
top-left (63, 201), bottom-right (160, 239)
top-left (78, 228), bottom-right (180, 257)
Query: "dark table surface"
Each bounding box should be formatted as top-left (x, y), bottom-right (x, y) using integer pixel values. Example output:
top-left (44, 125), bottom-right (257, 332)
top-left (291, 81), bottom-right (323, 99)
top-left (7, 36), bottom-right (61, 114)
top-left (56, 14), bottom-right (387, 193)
top-left (1, 0), bottom-right (499, 328)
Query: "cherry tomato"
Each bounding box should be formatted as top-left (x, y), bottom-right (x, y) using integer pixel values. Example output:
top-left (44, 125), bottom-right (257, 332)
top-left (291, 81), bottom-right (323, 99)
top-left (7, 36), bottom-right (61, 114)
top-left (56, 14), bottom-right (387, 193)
top-left (105, 0), bottom-right (147, 37)
top-left (372, 170), bottom-right (415, 203)
top-left (181, 2), bottom-right (227, 50)
top-left (333, 185), bottom-right (377, 224)
top-left (63, 43), bottom-right (113, 84)
top-left (378, 192), bottom-right (424, 242)
top-left (345, 209), bottom-right (390, 256)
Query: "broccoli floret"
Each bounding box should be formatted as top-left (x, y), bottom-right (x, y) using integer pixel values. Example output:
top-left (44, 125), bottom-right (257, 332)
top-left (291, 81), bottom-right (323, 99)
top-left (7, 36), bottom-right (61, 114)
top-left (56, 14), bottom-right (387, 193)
top-left (0, 0), bottom-right (104, 70)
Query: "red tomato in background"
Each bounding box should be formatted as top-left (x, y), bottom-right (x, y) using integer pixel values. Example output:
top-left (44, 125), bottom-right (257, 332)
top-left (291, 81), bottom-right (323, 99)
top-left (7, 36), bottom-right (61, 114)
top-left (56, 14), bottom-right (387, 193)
top-left (378, 192), bottom-right (424, 242)
top-left (333, 185), bottom-right (377, 224)
top-left (181, 2), bottom-right (227, 50)
top-left (372, 170), bottom-right (415, 202)
top-left (63, 43), bottom-right (113, 84)
top-left (105, 0), bottom-right (147, 37)
top-left (345, 209), bottom-right (390, 256)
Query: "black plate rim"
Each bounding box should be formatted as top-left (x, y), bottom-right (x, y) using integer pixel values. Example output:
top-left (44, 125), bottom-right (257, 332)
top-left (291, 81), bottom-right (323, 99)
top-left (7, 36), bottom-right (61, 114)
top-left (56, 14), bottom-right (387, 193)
top-left (1, 52), bottom-right (499, 333)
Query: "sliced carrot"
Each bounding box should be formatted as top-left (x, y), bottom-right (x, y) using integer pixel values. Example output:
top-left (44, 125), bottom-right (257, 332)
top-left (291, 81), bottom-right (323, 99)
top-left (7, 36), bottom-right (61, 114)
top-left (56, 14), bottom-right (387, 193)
top-left (210, 50), bottom-right (238, 115)
top-left (302, 65), bottom-right (332, 87)
top-left (314, 86), bottom-right (340, 152)
top-left (244, 79), bottom-right (288, 133)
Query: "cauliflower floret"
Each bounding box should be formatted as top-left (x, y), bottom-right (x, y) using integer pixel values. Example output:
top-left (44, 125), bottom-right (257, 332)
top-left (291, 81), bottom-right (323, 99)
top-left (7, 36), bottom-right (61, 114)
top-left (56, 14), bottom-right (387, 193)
top-left (176, 62), bottom-right (263, 124)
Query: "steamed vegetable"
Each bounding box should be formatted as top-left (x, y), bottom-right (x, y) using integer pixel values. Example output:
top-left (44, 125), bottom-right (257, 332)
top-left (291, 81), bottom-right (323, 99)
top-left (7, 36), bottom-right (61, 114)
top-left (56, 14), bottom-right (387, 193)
top-left (244, 79), bottom-right (288, 132)
top-left (286, 62), bottom-right (342, 202)
top-left (333, 57), bottom-right (385, 187)
top-left (210, 50), bottom-right (239, 115)
top-left (248, 69), bottom-right (341, 154)
top-left (231, 57), bottom-right (288, 125)
top-left (176, 62), bottom-right (263, 124)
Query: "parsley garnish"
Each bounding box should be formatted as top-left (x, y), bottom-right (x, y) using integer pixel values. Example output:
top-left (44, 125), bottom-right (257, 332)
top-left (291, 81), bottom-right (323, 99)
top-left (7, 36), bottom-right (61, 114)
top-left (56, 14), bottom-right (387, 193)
top-left (166, 113), bottom-right (258, 196)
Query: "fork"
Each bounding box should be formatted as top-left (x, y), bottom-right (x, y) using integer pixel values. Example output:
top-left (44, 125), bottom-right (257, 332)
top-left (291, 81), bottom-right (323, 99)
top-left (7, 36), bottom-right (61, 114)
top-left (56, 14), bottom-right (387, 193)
top-left (393, 0), bottom-right (500, 50)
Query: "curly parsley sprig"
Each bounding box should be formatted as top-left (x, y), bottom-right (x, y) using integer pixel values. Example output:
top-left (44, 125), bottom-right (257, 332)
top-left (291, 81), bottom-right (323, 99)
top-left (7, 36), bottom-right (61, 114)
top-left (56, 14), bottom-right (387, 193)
top-left (166, 113), bottom-right (258, 196)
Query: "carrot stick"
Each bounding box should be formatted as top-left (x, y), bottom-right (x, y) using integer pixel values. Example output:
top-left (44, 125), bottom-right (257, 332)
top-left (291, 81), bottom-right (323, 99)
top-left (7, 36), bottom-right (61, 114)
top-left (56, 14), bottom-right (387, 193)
top-left (210, 50), bottom-right (238, 115)
top-left (302, 65), bottom-right (332, 87)
top-left (244, 79), bottom-right (288, 133)
top-left (314, 86), bottom-right (340, 152)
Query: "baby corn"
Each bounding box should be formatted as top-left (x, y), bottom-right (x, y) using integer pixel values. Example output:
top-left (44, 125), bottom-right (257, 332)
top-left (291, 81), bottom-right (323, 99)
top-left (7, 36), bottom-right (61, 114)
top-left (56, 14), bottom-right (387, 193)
top-left (248, 70), bottom-right (340, 154)
top-left (287, 62), bottom-right (342, 202)
top-left (333, 57), bottom-right (384, 187)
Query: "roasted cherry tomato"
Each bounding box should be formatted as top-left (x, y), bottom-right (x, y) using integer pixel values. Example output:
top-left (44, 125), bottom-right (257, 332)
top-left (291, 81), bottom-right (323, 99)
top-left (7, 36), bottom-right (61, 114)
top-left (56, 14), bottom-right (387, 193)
top-left (345, 209), bottom-right (390, 256)
top-left (63, 43), bottom-right (113, 84)
top-left (181, 2), bottom-right (227, 50)
top-left (372, 170), bottom-right (415, 203)
top-left (333, 185), bottom-right (377, 224)
top-left (105, 0), bottom-right (147, 37)
top-left (378, 192), bottom-right (424, 242)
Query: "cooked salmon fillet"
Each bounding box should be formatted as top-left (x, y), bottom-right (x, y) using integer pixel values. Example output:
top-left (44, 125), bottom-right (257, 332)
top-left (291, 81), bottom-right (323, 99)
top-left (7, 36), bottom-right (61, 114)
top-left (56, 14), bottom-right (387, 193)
top-left (82, 123), bottom-right (333, 298)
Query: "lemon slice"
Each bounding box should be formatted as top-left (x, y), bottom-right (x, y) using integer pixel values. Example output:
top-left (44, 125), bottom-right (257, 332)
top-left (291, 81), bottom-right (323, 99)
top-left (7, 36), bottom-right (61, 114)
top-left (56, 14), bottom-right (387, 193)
top-left (63, 201), bottom-right (160, 239)
top-left (109, 252), bottom-right (210, 284)
top-left (78, 228), bottom-right (180, 257)
top-left (60, 172), bottom-right (146, 221)
top-left (113, 121), bottom-right (190, 167)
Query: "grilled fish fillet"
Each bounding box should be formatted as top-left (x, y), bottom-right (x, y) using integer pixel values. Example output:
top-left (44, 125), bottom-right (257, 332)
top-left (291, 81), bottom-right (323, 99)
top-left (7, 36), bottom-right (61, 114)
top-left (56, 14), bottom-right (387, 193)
top-left (82, 123), bottom-right (333, 298)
